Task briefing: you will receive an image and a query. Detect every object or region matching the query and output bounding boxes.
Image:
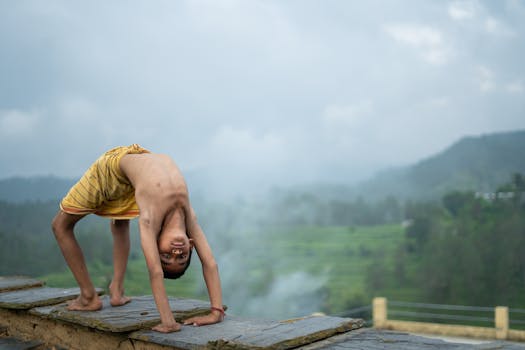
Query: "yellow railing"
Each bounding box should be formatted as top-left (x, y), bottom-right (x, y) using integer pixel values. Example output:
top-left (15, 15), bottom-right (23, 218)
top-left (372, 297), bottom-right (525, 342)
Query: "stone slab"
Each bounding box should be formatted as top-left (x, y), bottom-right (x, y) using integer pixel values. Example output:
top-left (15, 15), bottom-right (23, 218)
top-left (31, 295), bottom-right (213, 333)
top-left (130, 315), bottom-right (363, 350)
top-left (0, 276), bottom-right (44, 292)
top-left (0, 337), bottom-right (43, 350)
top-left (298, 329), bottom-right (525, 350)
top-left (0, 287), bottom-right (104, 309)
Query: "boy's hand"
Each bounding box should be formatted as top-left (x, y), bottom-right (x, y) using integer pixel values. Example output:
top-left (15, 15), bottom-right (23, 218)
top-left (183, 311), bottom-right (223, 326)
top-left (152, 322), bottom-right (181, 333)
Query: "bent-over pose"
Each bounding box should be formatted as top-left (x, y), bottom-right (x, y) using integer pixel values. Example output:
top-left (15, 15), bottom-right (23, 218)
top-left (51, 144), bottom-right (223, 333)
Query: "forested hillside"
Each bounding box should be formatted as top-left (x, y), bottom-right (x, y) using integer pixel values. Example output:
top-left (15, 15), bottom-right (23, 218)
top-left (357, 130), bottom-right (525, 201)
top-left (0, 176), bottom-right (74, 203)
top-left (367, 173), bottom-right (525, 308)
top-left (1, 130), bottom-right (523, 204)
top-left (0, 200), bottom-right (117, 276)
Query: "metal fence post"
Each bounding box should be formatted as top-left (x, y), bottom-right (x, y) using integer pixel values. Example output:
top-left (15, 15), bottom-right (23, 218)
top-left (495, 306), bottom-right (509, 340)
top-left (373, 297), bottom-right (387, 329)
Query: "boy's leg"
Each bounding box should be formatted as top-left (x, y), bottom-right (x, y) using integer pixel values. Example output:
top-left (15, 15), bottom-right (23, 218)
top-left (109, 219), bottom-right (132, 306)
top-left (51, 211), bottom-right (102, 311)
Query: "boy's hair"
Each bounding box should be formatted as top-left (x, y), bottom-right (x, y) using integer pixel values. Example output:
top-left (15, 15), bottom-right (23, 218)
top-left (163, 249), bottom-right (193, 279)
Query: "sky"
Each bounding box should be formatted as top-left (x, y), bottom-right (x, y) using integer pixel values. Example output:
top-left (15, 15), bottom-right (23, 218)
top-left (1, 0), bottom-right (524, 194)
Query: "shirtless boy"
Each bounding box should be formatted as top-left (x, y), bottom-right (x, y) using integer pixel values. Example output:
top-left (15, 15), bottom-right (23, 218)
top-left (51, 144), bottom-right (223, 333)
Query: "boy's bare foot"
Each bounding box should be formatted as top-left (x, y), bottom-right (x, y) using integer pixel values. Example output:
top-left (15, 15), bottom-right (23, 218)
top-left (67, 295), bottom-right (103, 311)
top-left (110, 294), bottom-right (132, 307)
top-left (109, 282), bottom-right (132, 307)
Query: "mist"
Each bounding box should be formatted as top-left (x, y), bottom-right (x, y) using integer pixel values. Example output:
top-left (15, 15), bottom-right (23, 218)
top-left (193, 196), bottom-right (331, 319)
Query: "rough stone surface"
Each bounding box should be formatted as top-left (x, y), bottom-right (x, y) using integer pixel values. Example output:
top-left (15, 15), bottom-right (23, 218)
top-left (130, 315), bottom-right (363, 350)
top-left (297, 329), bottom-right (525, 350)
top-left (0, 277), bottom-right (44, 293)
top-left (2, 280), bottom-right (524, 350)
top-left (31, 295), bottom-right (213, 333)
top-left (0, 337), bottom-right (43, 350)
top-left (0, 287), bottom-right (104, 309)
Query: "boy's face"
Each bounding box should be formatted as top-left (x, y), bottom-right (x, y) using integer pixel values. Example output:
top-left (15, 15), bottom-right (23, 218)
top-left (158, 229), bottom-right (194, 274)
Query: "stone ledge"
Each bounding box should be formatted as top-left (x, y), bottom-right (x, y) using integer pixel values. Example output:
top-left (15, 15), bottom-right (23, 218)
top-left (0, 276), bottom-right (44, 293)
top-left (0, 287), bottom-right (104, 310)
top-left (31, 295), bottom-right (214, 332)
top-left (130, 315), bottom-right (363, 350)
top-left (3, 276), bottom-right (524, 350)
top-left (0, 276), bottom-right (364, 350)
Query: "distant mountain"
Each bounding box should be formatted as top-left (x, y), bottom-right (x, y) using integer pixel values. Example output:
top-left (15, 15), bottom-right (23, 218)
top-left (0, 176), bottom-right (75, 203)
top-left (357, 129), bottom-right (525, 200)
top-left (1, 130), bottom-right (524, 204)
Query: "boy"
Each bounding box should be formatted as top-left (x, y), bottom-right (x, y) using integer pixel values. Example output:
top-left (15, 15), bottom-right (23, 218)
top-left (51, 144), bottom-right (224, 333)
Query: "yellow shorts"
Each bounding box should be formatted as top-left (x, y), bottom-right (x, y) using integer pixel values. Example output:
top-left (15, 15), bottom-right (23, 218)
top-left (60, 144), bottom-right (150, 219)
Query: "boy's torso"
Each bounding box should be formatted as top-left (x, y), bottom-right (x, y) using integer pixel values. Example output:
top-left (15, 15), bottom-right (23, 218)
top-left (120, 153), bottom-right (188, 213)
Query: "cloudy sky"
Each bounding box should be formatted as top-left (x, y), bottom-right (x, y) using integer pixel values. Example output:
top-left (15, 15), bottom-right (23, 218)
top-left (1, 0), bottom-right (524, 193)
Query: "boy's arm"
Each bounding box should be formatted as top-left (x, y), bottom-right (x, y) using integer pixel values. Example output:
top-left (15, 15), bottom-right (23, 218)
top-left (139, 216), bottom-right (181, 333)
top-left (183, 207), bottom-right (224, 326)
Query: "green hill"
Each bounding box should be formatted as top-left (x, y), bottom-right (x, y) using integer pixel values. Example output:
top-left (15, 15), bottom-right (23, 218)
top-left (357, 129), bottom-right (525, 200)
top-left (0, 176), bottom-right (74, 203)
top-left (1, 129), bottom-right (524, 203)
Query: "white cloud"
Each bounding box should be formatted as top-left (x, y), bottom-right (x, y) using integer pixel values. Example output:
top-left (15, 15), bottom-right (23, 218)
top-left (422, 48), bottom-right (451, 66)
top-left (383, 24), bottom-right (452, 65)
top-left (506, 0), bottom-right (525, 15)
top-left (0, 109), bottom-right (39, 137)
top-left (384, 24), bottom-right (442, 46)
top-left (448, 1), bottom-right (476, 20)
top-left (322, 101), bottom-right (373, 128)
top-left (476, 65), bottom-right (495, 92)
top-left (484, 17), bottom-right (514, 36)
top-left (184, 0), bottom-right (311, 64)
top-left (448, 2), bottom-right (514, 39)
top-left (57, 96), bottom-right (99, 122)
top-left (210, 126), bottom-right (288, 166)
top-left (506, 80), bottom-right (524, 94)
top-left (321, 101), bottom-right (375, 155)
top-left (0, 1), bottom-right (524, 185)
top-left (428, 97), bottom-right (451, 107)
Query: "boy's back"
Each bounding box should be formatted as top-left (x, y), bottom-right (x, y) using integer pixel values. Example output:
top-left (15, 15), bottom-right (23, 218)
top-left (120, 153), bottom-right (189, 219)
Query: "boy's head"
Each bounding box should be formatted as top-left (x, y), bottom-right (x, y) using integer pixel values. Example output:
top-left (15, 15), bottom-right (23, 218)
top-left (163, 248), bottom-right (193, 279)
top-left (158, 227), bottom-right (194, 280)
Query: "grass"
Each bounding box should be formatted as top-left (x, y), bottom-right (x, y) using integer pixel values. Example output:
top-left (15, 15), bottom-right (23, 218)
top-left (260, 224), bottom-right (406, 313)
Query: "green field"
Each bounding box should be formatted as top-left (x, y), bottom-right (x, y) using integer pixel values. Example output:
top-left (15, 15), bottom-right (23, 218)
top-left (42, 224), bottom-right (408, 316)
top-left (261, 224), bottom-right (407, 313)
